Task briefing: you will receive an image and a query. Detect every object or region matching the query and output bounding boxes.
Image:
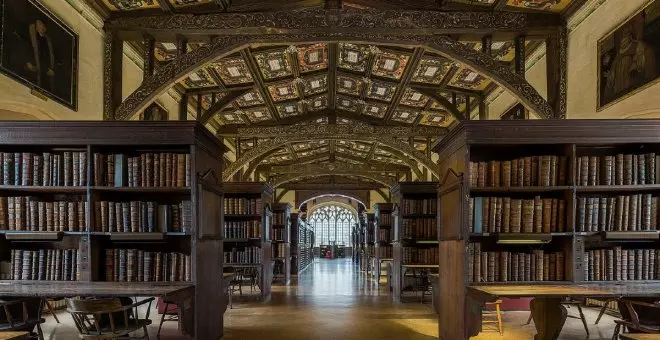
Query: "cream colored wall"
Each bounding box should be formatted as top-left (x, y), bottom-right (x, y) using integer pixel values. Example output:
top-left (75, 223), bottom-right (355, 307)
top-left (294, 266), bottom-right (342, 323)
top-left (0, 0), bottom-right (180, 121)
top-left (487, 0), bottom-right (660, 119)
top-left (274, 189), bottom-right (391, 213)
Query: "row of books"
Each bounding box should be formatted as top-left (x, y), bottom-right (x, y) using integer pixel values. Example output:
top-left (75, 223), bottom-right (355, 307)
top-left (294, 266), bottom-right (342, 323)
top-left (469, 156), bottom-right (567, 188)
top-left (93, 153), bottom-right (191, 188)
top-left (105, 249), bottom-right (191, 282)
top-left (10, 249), bottom-right (79, 281)
top-left (402, 247), bottom-right (438, 265)
top-left (401, 199), bottom-right (437, 215)
top-left (583, 247), bottom-right (658, 281)
top-left (378, 229), bottom-right (392, 242)
top-left (378, 213), bottom-right (393, 227)
top-left (272, 228), bottom-right (286, 241)
top-left (223, 247), bottom-right (262, 264)
top-left (273, 212), bottom-right (287, 226)
top-left (273, 243), bottom-right (287, 258)
top-left (224, 221), bottom-right (261, 239)
top-left (469, 197), bottom-right (567, 234)
top-left (577, 195), bottom-right (658, 232)
top-left (401, 218), bottom-right (436, 239)
top-left (377, 245), bottom-right (392, 258)
top-left (94, 201), bottom-right (191, 233)
top-left (467, 244), bottom-right (565, 282)
top-left (577, 154), bottom-right (658, 186)
top-left (1, 151), bottom-right (87, 187)
top-left (224, 198), bottom-right (263, 215)
top-left (0, 197), bottom-right (88, 232)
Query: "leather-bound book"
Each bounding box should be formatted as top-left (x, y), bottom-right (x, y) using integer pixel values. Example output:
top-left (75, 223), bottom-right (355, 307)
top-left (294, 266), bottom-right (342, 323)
top-left (502, 197), bottom-right (511, 233)
top-left (473, 243), bottom-right (481, 282)
top-left (540, 155), bottom-right (551, 186)
top-left (603, 155), bottom-right (613, 186)
top-left (482, 197), bottom-right (490, 233)
top-left (501, 161), bottom-right (511, 187)
top-left (558, 200), bottom-right (566, 232)
top-left (624, 154), bottom-right (633, 185)
top-left (533, 196), bottom-right (543, 233)
top-left (652, 197), bottom-right (659, 230)
top-left (521, 199), bottom-right (534, 233)
top-left (542, 198), bottom-right (552, 233)
top-left (638, 154), bottom-right (647, 185)
top-left (176, 154), bottom-right (185, 187)
top-left (647, 153), bottom-right (656, 184)
top-left (511, 159), bottom-right (519, 186)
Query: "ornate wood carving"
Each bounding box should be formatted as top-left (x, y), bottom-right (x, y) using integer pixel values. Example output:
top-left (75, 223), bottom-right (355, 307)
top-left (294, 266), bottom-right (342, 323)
top-left (179, 93), bottom-right (188, 120)
top-left (283, 182), bottom-right (383, 190)
top-left (415, 87), bottom-right (465, 120)
top-left (267, 161), bottom-right (408, 174)
top-left (514, 35), bottom-right (525, 77)
top-left (143, 34), bottom-right (156, 78)
top-left (271, 171), bottom-right (394, 188)
top-left (199, 89), bottom-right (250, 123)
top-left (106, 9), bottom-right (561, 35)
top-left (295, 190), bottom-right (372, 209)
top-left (114, 32), bottom-right (554, 121)
top-left (226, 124), bottom-right (444, 138)
top-left (546, 25), bottom-right (568, 119)
top-left (103, 28), bottom-right (123, 121)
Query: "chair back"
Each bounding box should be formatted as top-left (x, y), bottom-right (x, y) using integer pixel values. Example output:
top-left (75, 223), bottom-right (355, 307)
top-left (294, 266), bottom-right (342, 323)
top-left (66, 298), bottom-right (128, 336)
top-left (0, 298), bottom-right (44, 332)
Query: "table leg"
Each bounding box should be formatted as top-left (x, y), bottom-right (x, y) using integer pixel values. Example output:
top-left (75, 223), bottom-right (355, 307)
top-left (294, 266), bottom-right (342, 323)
top-left (465, 296), bottom-right (483, 338)
top-left (530, 298), bottom-right (567, 340)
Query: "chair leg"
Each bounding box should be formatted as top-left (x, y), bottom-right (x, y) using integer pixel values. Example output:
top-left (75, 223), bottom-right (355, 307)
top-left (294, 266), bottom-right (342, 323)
top-left (158, 303), bottom-right (169, 336)
top-left (143, 325), bottom-right (151, 339)
top-left (229, 286), bottom-right (233, 309)
top-left (611, 323), bottom-right (621, 340)
top-left (496, 303), bottom-right (503, 336)
top-left (44, 299), bottom-right (60, 324)
top-left (36, 324), bottom-right (44, 340)
top-left (525, 312), bottom-right (533, 325)
top-left (577, 305), bottom-right (589, 336)
top-left (595, 303), bottom-right (608, 325)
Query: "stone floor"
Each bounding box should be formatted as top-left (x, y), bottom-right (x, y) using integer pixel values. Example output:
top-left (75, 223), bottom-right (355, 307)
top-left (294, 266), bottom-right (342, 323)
top-left (41, 258), bottom-right (621, 339)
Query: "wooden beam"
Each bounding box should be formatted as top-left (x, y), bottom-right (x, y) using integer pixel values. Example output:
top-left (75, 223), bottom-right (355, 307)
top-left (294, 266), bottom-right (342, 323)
top-left (285, 143), bottom-right (300, 162)
top-left (413, 87), bottom-right (465, 121)
top-left (176, 36), bottom-right (187, 57)
top-left (199, 89), bottom-right (251, 124)
top-left (155, 0), bottom-right (174, 13)
top-left (546, 25), bottom-right (567, 119)
top-left (481, 35), bottom-right (492, 56)
top-left (103, 28), bottom-right (123, 120)
top-left (385, 47), bottom-right (424, 122)
top-left (142, 34), bottom-right (156, 78)
top-left (325, 0), bottom-right (343, 9)
top-left (478, 98), bottom-right (487, 120)
top-left (216, 123), bottom-right (446, 138)
top-left (242, 48), bottom-right (281, 122)
top-left (281, 182), bottom-right (385, 190)
top-left (179, 93), bottom-right (188, 120)
top-left (514, 35), bottom-right (526, 77)
top-left (328, 43), bottom-right (338, 124)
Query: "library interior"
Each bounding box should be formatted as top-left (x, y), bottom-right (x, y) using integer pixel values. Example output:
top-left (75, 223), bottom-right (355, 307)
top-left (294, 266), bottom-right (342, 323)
top-left (0, 0), bottom-right (659, 339)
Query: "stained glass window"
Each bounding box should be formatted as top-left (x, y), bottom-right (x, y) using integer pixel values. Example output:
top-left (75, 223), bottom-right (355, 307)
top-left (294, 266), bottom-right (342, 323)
top-left (308, 205), bottom-right (356, 247)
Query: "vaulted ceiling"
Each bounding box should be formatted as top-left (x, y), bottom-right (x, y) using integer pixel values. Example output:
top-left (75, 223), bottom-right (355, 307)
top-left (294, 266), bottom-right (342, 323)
top-left (96, 0), bottom-right (583, 187)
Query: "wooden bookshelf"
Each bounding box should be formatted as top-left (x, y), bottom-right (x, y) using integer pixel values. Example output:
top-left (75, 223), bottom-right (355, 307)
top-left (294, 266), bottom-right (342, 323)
top-left (352, 211), bottom-right (366, 267)
top-left (434, 120), bottom-right (660, 339)
top-left (271, 203), bottom-right (291, 285)
top-left (364, 213), bottom-right (375, 273)
top-left (391, 182), bottom-right (438, 301)
top-left (0, 121), bottom-right (225, 339)
top-left (373, 203), bottom-right (393, 283)
top-left (223, 182), bottom-right (274, 299)
top-left (292, 215), bottom-right (314, 276)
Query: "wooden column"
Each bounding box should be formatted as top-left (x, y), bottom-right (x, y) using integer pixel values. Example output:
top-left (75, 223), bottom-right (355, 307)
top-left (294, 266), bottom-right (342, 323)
top-left (546, 25), bottom-right (568, 119)
top-left (464, 95), bottom-right (471, 120)
top-left (481, 35), bottom-right (492, 56)
top-left (103, 28), bottom-right (123, 120)
top-left (179, 94), bottom-right (188, 121)
top-left (514, 35), bottom-right (526, 77)
top-left (176, 36), bottom-right (188, 57)
top-left (478, 97), bottom-right (487, 120)
top-left (196, 94), bottom-right (203, 121)
top-left (142, 34), bottom-right (156, 78)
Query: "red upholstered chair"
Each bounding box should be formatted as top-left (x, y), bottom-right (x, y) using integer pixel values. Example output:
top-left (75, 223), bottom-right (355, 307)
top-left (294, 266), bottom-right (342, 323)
top-left (156, 297), bottom-right (179, 336)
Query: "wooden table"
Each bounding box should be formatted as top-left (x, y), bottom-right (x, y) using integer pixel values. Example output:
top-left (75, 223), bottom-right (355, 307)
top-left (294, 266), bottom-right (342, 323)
top-left (466, 283), bottom-right (660, 340)
top-left (0, 332), bottom-right (28, 340)
top-left (620, 334), bottom-right (660, 340)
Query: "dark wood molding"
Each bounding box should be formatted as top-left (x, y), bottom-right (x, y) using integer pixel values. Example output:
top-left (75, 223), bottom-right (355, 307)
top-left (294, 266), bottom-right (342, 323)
top-left (481, 35), bottom-right (492, 56)
top-left (546, 24), bottom-right (568, 119)
top-left (385, 47), bottom-right (424, 122)
top-left (199, 89), bottom-right (251, 124)
top-left (414, 87), bottom-right (465, 120)
top-left (179, 93), bottom-right (189, 120)
top-left (155, 0), bottom-right (174, 13)
top-left (514, 35), bottom-right (525, 77)
top-left (103, 28), bottom-right (123, 121)
top-left (143, 34), bottom-right (156, 78)
top-left (241, 48), bottom-right (281, 122)
top-left (282, 182), bottom-right (384, 190)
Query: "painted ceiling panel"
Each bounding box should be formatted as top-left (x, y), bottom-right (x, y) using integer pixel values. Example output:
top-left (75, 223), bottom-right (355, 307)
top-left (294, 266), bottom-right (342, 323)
top-left (366, 80), bottom-right (397, 102)
top-left (391, 109), bottom-right (419, 124)
top-left (302, 74), bottom-right (328, 96)
top-left (276, 102), bottom-right (303, 117)
top-left (505, 0), bottom-right (572, 12)
top-left (243, 107), bottom-right (273, 123)
top-left (306, 95), bottom-right (329, 112)
top-left (420, 111), bottom-right (450, 127)
top-left (338, 43), bottom-right (372, 73)
top-left (336, 95), bottom-right (361, 113)
top-left (236, 90), bottom-right (265, 107)
top-left (182, 69), bottom-right (216, 88)
top-left (254, 49), bottom-right (293, 80)
top-left (412, 57), bottom-right (454, 84)
top-left (297, 44), bottom-right (329, 73)
top-left (371, 50), bottom-right (410, 80)
top-left (400, 88), bottom-right (429, 108)
top-left (268, 81), bottom-right (299, 102)
top-left (362, 102), bottom-right (388, 119)
top-left (337, 75), bottom-right (364, 96)
top-left (103, 0), bottom-right (159, 11)
top-left (219, 111), bottom-right (246, 124)
top-left (447, 67), bottom-right (491, 91)
top-left (211, 57), bottom-right (254, 85)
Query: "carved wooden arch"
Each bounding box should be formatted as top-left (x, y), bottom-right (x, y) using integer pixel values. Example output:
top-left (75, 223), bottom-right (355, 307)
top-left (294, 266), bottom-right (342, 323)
top-left (271, 172), bottom-right (394, 188)
top-left (296, 190), bottom-right (371, 210)
top-left (114, 33), bottom-right (554, 121)
top-left (224, 135), bottom-right (435, 181)
top-left (307, 201), bottom-right (361, 220)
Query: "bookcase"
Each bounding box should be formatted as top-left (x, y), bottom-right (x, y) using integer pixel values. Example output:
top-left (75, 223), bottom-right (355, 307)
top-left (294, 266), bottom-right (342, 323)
top-left (223, 182), bottom-right (274, 299)
top-left (292, 216), bottom-right (314, 276)
top-left (373, 203), bottom-right (393, 282)
top-left (364, 213), bottom-right (375, 272)
top-left (391, 182), bottom-right (438, 301)
top-left (352, 212), bottom-right (366, 266)
top-left (0, 121), bottom-right (225, 339)
top-left (271, 203), bottom-right (291, 285)
top-left (434, 120), bottom-right (660, 339)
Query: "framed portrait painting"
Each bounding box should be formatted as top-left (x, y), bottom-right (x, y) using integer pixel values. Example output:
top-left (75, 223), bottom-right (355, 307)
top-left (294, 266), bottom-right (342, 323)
top-left (598, 1), bottom-right (660, 109)
top-left (0, 0), bottom-right (78, 110)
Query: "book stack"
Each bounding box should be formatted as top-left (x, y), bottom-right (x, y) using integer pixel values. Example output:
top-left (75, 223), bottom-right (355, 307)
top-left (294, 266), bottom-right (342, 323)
top-left (379, 228), bottom-right (392, 242)
top-left (466, 244), bottom-right (565, 282)
top-left (576, 153), bottom-right (657, 186)
top-left (584, 247), bottom-right (659, 281)
top-left (94, 200), bottom-right (192, 233)
top-left (272, 228), bottom-right (286, 241)
top-left (401, 198), bottom-right (437, 215)
top-left (104, 249), bottom-right (191, 282)
top-left (0, 197), bottom-right (88, 231)
top-left (1, 151), bottom-right (87, 187)
top-left (470, 155), bottom-right (567, 187)
top-left (402, 218), bottom-right (436, 239)
top-left (273, 243), bottom-right (287, 258)
top-left (378, 245), bottom-right (392, 258)
top-left (224, 247), bottom-right (262, 264)
top-left (576, 194), bottom-right (658, 232)
top-left (11, 249), bottom-right (79, 281)
top-left (402, 247), bottom-right (438, 265)
top-left (224, 198), bottom-right (262, 215)
top-left (273, 212), bottom-right (286, 225)
top-left (378, 213), bottom-right (393, 227)
top-left (469, 196), bottom-right (566, 233)
top-left (93, 152), bottom-right (191, 187)
top-left (224, 221), bottom-right (261, 238)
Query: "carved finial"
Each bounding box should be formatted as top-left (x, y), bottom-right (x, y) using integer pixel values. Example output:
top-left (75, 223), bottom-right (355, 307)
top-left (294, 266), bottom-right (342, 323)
top-left (368, 45), bottom-right (381, 55)
top-left (285, 45), bottom-right (298, 54)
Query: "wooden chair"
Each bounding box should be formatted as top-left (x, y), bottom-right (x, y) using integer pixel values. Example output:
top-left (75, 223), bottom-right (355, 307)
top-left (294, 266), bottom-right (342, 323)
top-left (156, 297), bottom-right (179, 337)
top-left (66, 297), bottom-right (154, 339)
top-left (0, 298), bottom-right (45, 340)
top-left (227, 268), bottom-right (244, 309)
top-left (524, 298), bottom-right (589, 336)
top-left (483, 300), bottom-right (503, 336)
top-left (612, 298), bottom-right (660, 340)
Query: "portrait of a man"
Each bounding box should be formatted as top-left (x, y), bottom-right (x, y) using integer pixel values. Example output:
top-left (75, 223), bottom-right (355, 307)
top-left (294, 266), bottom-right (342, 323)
top-left (599, 0), bottom-right (660, 108)
top-left (0, 0), bottom-right (78, 109)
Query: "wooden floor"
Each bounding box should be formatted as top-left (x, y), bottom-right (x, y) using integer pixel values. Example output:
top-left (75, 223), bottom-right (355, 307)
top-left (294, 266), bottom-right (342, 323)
top-left (42, 258), bottom-right (622, 339)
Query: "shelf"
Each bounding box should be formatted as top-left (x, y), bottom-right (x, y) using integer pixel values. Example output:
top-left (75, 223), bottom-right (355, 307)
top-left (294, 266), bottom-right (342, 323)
top-left (0, 185), bottom-right (86, 193)
top-left (468, 281), bottom-right (573, 286)
top-left (5, 231), bottom-right (64, 241)
top-left (110, 232), bottom-right (165, 241)
top-left (91, 186), bottom-right (191, 193)
top-left (600, 231), bottom-right (659, 240)
top-left (402, 239), bottom-right (439, 244)
top-left (577, 184), bottom-right (660, 193)
top-left (223, 238), bottom-right (261, 242)
top-left (470, 186), bottom-right (572, 193)
top-left (470, 232), bottom-right (572, 237)
top-left (225, 263), bottom-right (260, 266)
top-left (402, 214), bottom-right (437, 218)
top-left (224, 214), bottom-right (261, 219)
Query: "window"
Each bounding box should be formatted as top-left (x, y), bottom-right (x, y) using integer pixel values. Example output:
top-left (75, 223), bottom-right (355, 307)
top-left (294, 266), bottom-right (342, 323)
top-left (309, 205), bottom-right (356, 247)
